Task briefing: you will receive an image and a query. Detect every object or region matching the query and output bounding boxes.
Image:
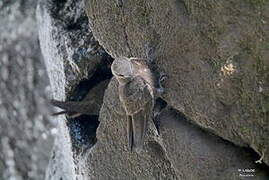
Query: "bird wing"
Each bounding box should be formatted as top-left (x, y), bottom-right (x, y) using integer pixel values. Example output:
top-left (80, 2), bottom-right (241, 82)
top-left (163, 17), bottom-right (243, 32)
top-left (51, 99), bottom-right (100, 115)
top-left (130, 100), bottom-right (152, 152)
top-left (119, 76), bottom-right (154, 152)
top-left (120, 76), bottom-right (153, 115)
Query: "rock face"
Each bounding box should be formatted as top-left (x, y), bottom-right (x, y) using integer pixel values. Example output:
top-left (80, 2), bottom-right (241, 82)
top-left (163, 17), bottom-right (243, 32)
top-left (38, 0), bottom-right (269, 179)
top-left (85, 0), bottom-right (269, 165)
top-left (37, 0), bottom-right (112, 179)
top-left (0, 1), bottom-right (54, 180)
top-left (84, 78), bottom-right (269, 179)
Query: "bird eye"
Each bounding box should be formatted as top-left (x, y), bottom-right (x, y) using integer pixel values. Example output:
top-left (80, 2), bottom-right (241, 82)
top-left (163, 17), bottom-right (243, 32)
top-left (118, 74), bottom-right (124, 77)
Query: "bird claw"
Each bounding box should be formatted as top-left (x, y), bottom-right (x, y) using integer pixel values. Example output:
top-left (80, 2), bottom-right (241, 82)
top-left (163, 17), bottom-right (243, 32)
top-left (157, 72), bottom-right (167, 94)
top-left (159, 72), bottom-right (167, 82)
top-left (255, 151), bottom-right (264, 164)
top-left (157, 87), bottom-right (164, 94)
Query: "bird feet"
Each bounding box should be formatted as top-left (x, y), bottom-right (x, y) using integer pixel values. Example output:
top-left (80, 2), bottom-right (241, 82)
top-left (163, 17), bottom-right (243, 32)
top-left (255, 151), bottom-right (264, 164)
top-left (157, 72), bottom-right (167, 94)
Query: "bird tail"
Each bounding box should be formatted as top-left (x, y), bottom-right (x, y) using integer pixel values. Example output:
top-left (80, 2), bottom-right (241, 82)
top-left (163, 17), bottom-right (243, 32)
top-left (127, 115), bottom-right (134, 151)
top-left (52, 111), bottom-right (81, 118)
top-left (130, 105), bottom-right (149, 153)
top-left (51, 99), bottom-right (71, 110)
top-left (52, 111), bottom-right (68, 116)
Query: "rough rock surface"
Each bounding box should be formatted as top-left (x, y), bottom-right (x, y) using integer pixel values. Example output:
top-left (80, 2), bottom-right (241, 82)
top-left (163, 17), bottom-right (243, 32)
top-left (0, 1), bottom-right (54, 180)
top-left (37, 0), bottom-right (269, 179)
top-left (85, 0), bottom-right (269, 165)
top-left (84, 78), bottom-right (269, 179)
top-left (37, 0), bottom-right (112, 179)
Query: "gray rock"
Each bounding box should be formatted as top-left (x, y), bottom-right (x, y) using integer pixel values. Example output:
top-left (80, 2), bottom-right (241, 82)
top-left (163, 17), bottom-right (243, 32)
top-left (81, 78), bottom-right (177, 179)
top-left (37, 2), bottom-right (77, 179)
top-left (0, 0), bottom-right (54, 179)
top-left (83, 78), bottom-right (269, 180)
top-left (37, 0), bottom-right (112, 179)
top-left (159, 107), bottom-right (269, 180)
top-left (85, 0), bottom-right (269, 165)
top-left (38, 0), bottom-right (104, 91)
top-left (37, 0), bottom-right (269, 179)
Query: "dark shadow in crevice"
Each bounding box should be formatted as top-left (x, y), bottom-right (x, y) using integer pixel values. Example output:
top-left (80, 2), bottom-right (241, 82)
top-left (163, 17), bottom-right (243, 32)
top-left (67, 115), bottom-right (99, 150)
top-left (65, 16), bottom-right (89, 31)
top-left (69, 54), bottom-right (113, 102)
top-left (66, 54), bottom-right (113, 153)
top-left (46, 0), bottom-right (67, 20)
top-left (153, 97), bottom-right (167, 134)
top-left (45, 0), bottom-right (115, 154)
top-left (46, 0), bottom-right (89, 31)
top-left (243, 148), bottom-right (269, 171)
top-left (164, 106), bottom-right (269, 170)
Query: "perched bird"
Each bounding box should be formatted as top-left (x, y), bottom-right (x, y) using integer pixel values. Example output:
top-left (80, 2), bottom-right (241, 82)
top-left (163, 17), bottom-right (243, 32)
top-left (51, 99), bottom-right (99, 118)
top-left (51, 80), bottom-right (109, 118)
top-left (111, 57), bottom-right (155, 152)
top-left (130, 57), bottom-right (166, 94)
top-left (129, 57), bottom-right (155, 96)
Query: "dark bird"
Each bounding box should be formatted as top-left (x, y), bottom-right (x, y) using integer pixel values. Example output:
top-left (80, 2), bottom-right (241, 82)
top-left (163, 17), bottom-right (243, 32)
top-left (51, 80), bottom-right (108, 118)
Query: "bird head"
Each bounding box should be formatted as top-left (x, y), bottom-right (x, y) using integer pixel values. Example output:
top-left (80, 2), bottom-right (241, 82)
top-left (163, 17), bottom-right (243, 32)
top-left (111, 57), bottom-right (134, 84)
top-left (129, 57), bottom-right (150, 74)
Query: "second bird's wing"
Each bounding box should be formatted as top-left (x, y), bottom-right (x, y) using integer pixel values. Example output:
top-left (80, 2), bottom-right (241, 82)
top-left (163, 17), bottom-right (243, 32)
top-left (51, 99), bottom-right (100, 116)
top-left (120, 76), bottom-right (154, 152)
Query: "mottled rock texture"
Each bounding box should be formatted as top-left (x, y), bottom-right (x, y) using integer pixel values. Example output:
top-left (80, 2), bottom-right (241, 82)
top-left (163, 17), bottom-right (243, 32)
top-left (37, 0), bottom-right (269, 179)
top-left (84, 78), bottom-right (269, 179)
top-left (85, 0), bottom-right (269, 165)
top-left (37, 0), bottom-right (112, 179)
top-left (0, 0), bottom-right (54, 180)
